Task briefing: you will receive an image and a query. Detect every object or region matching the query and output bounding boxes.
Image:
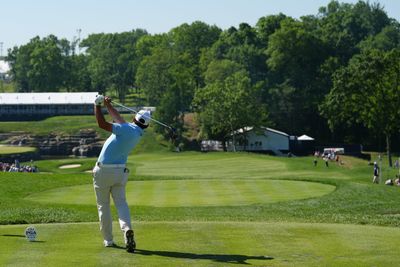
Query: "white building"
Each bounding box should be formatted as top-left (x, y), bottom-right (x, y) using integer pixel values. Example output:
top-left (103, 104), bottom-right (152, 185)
top-left (0, 92), bottom-right (98, 120)
top-left (227, 127), bottom-right (290, 155)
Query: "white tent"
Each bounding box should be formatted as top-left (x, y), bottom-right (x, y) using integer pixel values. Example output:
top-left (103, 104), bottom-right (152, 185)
top-left (0, 60), bottom-right (10, 73)
top-left (298, 134), bottom-right (314, 141)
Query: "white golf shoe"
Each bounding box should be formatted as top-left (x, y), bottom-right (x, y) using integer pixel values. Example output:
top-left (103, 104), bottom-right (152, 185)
top-left (104, 240), bottom-right (115, 247)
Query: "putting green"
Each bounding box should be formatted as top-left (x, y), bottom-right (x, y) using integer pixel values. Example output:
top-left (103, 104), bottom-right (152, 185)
top-left (1, 221), bottom-right (399, 266)
top-left (25, 179), bottom-right (335, 207)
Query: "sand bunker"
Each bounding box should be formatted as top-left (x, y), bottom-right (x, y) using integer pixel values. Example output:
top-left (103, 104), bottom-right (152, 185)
top-left (59, 164), bottom-right (82, 169)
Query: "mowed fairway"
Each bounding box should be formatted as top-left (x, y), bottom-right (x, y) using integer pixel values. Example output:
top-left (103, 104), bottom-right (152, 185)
top-left (2, 151), bottom-right (400, 266)
top-left (25, 179), bottom-right (335, 207)
top-left (0, 145), bottom-right (37, 155)
top-left (1, 222), bottom-right (400, 267)
top-left (128, 152), bottom-right (353, 180)
top-left (130, 152), bottom-right (289, 179)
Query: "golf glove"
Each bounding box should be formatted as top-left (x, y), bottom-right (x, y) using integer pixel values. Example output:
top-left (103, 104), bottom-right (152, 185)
top-left (95, 95), bottom-right (104, 106)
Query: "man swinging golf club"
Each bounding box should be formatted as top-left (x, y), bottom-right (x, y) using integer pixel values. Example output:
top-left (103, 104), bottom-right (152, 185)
top-left (93, 94), bottom-right (150, 253)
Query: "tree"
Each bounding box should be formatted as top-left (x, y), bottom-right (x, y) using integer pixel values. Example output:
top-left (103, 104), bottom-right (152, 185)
top-left (193, 60), bottom-right (268, 150)
top-left (136, 23), bottom-right (221, 142)
top-left (321, 48), bottom-right (400, 166)
top-left (81, 29), bottom-right (148, 101)
top-left (7, 35), bottom-right (67, 92)
top-left (202, 23), bottom-right (267, 84)
top-left (318, 0), bottom-right (391, 62)
top-left (266, 18), bottom-right (328, 135)
top-left (66, 54), bottom-right (92, 92)
top-left (136, 42), bottom-right (174, 106)
top-left (358, 25), bottom-right (400, 51)
top-left (152, 53), bottom-right (197, 142)
top-left (256, 13), bottom-right (287, 45)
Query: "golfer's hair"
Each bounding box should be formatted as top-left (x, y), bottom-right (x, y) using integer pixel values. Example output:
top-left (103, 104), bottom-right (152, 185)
top-left (133, 118), bottom-right (148, 129)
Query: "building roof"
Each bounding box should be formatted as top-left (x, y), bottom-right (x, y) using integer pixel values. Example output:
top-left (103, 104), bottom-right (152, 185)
top-left (0, 92), bottom-right (99, 105)
top-left (233, 126), bottom-right (289, 137)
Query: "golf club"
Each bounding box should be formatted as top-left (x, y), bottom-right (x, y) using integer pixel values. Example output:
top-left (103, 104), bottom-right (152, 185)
top-left (111, 100), bottom-right (177, 139)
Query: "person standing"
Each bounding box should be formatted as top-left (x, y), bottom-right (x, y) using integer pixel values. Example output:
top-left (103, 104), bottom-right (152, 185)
top-left (324, 156), bottom-right (329, 167)
top-left (373, 162), bottom-right (380, 184)
top-left (93, 95), bottom-right (151, 253)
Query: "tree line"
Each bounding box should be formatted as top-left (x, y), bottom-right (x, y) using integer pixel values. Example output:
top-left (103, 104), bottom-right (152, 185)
top-left (6, 1), bottom-right (400, 162)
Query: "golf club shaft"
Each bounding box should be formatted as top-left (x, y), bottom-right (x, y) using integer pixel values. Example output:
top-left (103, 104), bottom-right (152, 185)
top-left (111, 101), bottom-right (173, 130)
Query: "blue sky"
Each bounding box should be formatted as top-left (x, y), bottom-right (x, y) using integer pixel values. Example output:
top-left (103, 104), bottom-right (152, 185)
top-left (0, 0), bottom-right (399, 53)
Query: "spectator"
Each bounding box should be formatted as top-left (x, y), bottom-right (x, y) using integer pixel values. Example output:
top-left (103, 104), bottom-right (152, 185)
top-left (0, 161), bottom-right (38, 173)
top-left (385, 179), bottom-right (394, 186)
top-left (373, 162), bottom-right (380, 184)
top-left (324, 156), bottom-right (329, 167)
top-left (313, 158), bottom-right (318, 166)
top-left (395, 175), bottom-right (400, 186)
top-left (15, 159), bottom-right (20, 169)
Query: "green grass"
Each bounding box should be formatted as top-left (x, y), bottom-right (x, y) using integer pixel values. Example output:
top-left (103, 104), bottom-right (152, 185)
top-left (2, 151), bottom-right (400, 265)
top-left (32, 157), bottom-right (96, 173)
top-left (1, 152), bottom-right (399, 226)
top-left (0, 81), bottom-right (16, 93)
top-left (0, 115), bottom-right (133, 137)
top-left (0, 116), bottom-right (98, 135)
top-left (1, 222), bottom-right (400, 266)
top-left (25, 179), bottom-right (335, 207)
top-left (0, 145), bottom-right (37, 155)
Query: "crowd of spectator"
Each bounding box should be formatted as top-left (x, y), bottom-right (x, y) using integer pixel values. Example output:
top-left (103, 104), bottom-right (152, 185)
top-left (0, 160), bottom-right (39, 173)
top-left (385, 175), bottom-right (400, 186)
top-left (313, 150), bottom-right (342, 167)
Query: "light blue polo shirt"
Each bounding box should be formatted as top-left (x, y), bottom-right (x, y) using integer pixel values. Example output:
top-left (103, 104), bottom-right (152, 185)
top-left (97, 123), bottom-right (143, 164)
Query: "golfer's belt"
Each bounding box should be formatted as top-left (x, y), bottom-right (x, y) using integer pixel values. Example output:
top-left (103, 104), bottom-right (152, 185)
top-left (96, 162), bottom-right (126, 168)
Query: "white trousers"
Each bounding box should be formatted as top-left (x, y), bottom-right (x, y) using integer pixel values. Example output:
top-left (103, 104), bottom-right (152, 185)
top-left (93, 165), bottom-right (132, 242)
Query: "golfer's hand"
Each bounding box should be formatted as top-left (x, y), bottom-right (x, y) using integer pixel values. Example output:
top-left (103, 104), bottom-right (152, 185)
top-left (94, 95), bottom-right (105, 106)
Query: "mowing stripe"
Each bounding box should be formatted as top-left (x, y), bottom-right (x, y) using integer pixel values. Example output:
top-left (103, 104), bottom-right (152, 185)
top-left (202, 179), bottom-right (216, 206)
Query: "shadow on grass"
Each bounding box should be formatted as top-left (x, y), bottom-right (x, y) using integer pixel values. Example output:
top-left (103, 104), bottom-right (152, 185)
top-left (2, 234), bottom-right (25, 238)
top-left (1, 234), bottom-right (46, 243)
top-left (135, 249), bottom-right (274, 265)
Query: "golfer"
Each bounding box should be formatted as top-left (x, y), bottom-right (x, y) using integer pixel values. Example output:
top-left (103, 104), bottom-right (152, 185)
top-left (93, 95), bottom-right (150, 253)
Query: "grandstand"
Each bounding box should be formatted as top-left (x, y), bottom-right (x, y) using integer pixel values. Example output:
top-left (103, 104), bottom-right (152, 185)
top-left (0, 92), bottom-right (98, 120)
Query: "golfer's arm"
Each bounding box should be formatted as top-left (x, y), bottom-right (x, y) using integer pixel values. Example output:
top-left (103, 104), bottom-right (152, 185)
top-left (105, 103), bottom-right (126, 123)
top-left (95, 105), bottom-right (112, 132)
